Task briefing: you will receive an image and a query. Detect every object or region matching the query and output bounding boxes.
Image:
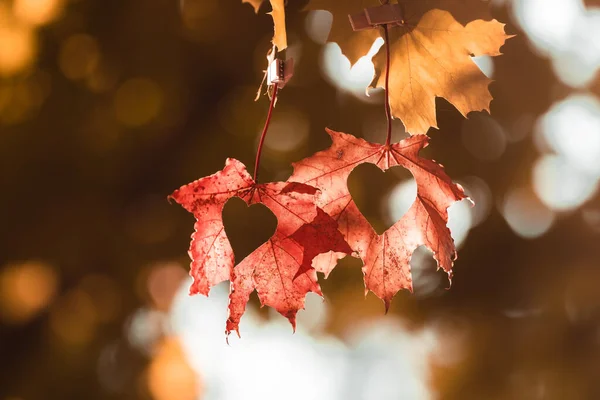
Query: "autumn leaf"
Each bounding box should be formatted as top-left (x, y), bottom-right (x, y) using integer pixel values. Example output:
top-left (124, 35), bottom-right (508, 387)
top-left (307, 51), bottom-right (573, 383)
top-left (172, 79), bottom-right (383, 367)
top-left (306, 0), bottom-right (492, 64)
top-left (269, 0), bottom-right (287, 50)
top-left (306, 0), bottom-right (381, 65)
top-left (290, 129), bottom-right (468, 308)
top-left (243, 0), bottom-right (264, 13)
top-left (243, 0), bottom-right (287, 50)
top-left (305, 0), bottom-right (512, 134)
top-left (170, 158), bottom-right (350, 335)
top-left (374, 9), bottom-right (512, 135)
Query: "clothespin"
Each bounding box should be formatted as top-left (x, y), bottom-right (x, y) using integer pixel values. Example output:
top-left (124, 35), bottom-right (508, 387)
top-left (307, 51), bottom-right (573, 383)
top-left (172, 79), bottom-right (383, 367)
top-left (255, 46), bottom-right (294, 101)
top-left (267, 58), bottom-right (294, 89)
top-left (349, 3), bottom-right (406, 31)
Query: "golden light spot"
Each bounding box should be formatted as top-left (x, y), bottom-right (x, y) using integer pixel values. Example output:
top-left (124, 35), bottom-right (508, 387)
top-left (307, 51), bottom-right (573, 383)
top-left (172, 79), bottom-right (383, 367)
top-left (0, 85), bottom-right (31, 125)
top-left (13, 0), bottom-right (65, 27)
top-left (114, 78), bottom-right (162, 127)
top-left (147, 337), bottom-right (200, 400)
top-left (0, 22), bottom-right (36, 76)
top-left (179, 0), bottom-right (222, 43)
top-left (58, 34), bottom-right (100, 81)
top-left (49, 288), bottom-right (97, 346)
top-left (180, 0), bottom-right (217, 31)
top-left (86, 61), bottom-right (119, 93)
top-left (0, 73), bottom-right (51, 125)
top-left (0, 261), bottom-right (58, 324)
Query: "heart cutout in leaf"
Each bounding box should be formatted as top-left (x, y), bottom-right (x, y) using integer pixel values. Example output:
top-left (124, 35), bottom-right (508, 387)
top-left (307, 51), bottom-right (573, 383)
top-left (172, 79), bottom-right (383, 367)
top-left (170, 158), bottom-right (352, 335)
top-left (290, 129), bottom-right (468, 308)
top-left (347, 163), bottom-right (416, 235)
top-left (223, 197), bottom-right (277, 263)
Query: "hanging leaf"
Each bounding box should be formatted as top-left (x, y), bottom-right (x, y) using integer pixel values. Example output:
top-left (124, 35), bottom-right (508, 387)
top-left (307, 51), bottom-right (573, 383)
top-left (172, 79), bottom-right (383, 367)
top-left (170, 158), bottom-right (351, 335)
top-left (306, 0), bottom-right (512, 134)
top-left (244, 0), bottom-right (287, 50)
top-left (243, 0), bottom-right (265, 13)
top-left (269, 0), bottom-right (287, 50)
top-left (290, 129), bottom-right (468, 308)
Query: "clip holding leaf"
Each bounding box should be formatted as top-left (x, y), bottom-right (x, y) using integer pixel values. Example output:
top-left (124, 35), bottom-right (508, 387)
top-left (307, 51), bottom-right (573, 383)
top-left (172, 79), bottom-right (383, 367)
top-left (348, 3), bottom-right (406, 31)
top-left (255, 46), bottom-right (294, 101)
top-left (267, 58), bottom-right (294, 89)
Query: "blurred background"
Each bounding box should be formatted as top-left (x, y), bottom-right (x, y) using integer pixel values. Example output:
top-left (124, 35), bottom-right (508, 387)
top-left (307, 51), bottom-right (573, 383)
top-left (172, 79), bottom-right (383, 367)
top-left (1, 0), bottom-right (599, 399)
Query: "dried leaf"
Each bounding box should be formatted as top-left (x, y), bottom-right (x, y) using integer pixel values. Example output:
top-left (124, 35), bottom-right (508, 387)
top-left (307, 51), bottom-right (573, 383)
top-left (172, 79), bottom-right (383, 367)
top-left (269, 0), bottom-right (287, 50)
top-left (290, 129), bottom-right (468, 308)
top-left (306, 0), bottom-right (382, 65)
top-left (243, 0), bottom-right (264, 13)
top-left (170, 158), bottom-right (350, 335)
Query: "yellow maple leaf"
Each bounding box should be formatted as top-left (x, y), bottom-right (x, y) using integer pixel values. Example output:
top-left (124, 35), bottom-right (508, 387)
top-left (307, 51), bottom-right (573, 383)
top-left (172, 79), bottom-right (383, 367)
top-left (306, 0), bottom-right (382, 65)
top-left (243, 0), bottom-right (287, 50)
top-left (374, 9), bottom-right (512, 135)
top-left (269, 0), bottom-right (287, 50)
top-left (306, 0), bottom-right (511, 135)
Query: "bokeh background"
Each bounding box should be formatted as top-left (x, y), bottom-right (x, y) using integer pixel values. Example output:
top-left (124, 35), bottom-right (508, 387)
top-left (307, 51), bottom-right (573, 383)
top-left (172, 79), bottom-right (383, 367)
top-left (1, 0), bottom-right (600, 399)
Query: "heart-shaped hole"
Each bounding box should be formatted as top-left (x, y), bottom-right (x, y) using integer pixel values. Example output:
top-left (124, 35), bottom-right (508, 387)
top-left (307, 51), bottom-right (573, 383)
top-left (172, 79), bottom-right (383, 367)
top-left (222, 197), bottom-right (277, 263)
top-left (348, 163), bottom-right (417, 235)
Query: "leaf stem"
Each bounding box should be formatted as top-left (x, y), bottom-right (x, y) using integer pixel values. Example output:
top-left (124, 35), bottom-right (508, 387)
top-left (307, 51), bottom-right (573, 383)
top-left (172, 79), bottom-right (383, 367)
top-left (383, 24), bottom-right (392, 147)
top-left (253, 83), bottom-right (279, 182)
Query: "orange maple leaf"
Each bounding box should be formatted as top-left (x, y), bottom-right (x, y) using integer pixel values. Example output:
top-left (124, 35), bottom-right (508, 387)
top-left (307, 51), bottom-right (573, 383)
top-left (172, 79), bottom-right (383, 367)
top-left (269, 0), bottom-right (287, 50)
top-left (306, 0), bottom-right (512, 134)
top-left (243, 0), bottom-right (287, 50)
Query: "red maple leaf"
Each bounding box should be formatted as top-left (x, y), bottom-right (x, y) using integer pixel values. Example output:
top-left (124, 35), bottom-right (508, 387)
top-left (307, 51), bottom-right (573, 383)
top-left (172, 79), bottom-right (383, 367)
top-left (290, 129), bottom-right (468, 308)
top-left (170, 158), bottom-right (351, 335)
